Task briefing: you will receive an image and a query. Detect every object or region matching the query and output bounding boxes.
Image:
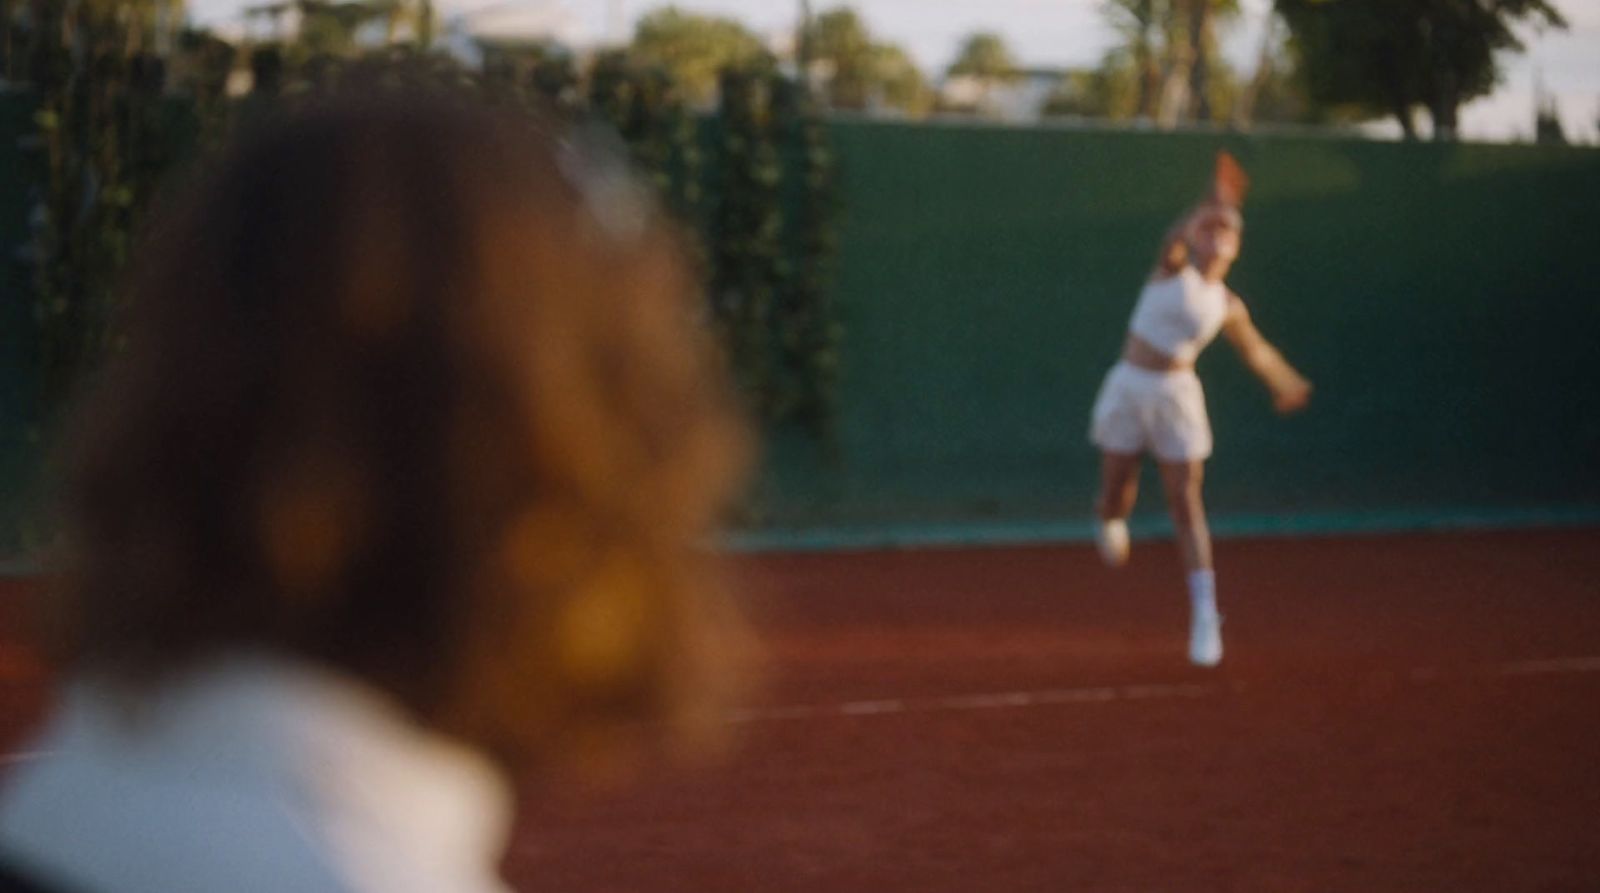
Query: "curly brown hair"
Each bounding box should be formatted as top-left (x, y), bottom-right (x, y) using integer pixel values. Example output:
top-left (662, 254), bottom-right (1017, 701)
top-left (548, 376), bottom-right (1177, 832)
top-left (47, 84), bottom-right (753, 773)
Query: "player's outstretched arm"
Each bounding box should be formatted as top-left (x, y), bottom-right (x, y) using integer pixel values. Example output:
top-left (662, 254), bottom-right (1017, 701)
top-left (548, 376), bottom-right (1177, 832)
top-left (1152, 152), bottom-right (1248, 281)
top-left (1221, 293), bottom-right (1311, 415)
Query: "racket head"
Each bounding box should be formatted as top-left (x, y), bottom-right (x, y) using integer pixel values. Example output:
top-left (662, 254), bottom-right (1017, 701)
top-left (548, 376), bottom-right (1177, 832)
top-left (1214, 150), bottom-right (1249, 207)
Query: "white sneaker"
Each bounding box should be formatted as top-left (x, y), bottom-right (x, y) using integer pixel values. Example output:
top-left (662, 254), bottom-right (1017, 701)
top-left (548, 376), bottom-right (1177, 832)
top-left (1188, 608), bottom-right (1223, 667)
top-left (1095, 519), bottom-right (1130, 568)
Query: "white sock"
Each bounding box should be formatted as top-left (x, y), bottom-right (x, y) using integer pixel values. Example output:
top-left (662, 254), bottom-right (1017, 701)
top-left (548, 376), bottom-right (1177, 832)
top-left (1187, 569), bottom-right (1217, 617)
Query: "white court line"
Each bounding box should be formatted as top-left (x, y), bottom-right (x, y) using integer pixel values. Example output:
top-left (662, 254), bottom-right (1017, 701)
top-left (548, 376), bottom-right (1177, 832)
top-left (728, 655), bottom-right (1600, 725)
top-left (838, 700), bottom-right (907, 716)
top-left (729, 682), bottom-right (1215, 725)
top-left (6, 657), bottom-right (1600, 764)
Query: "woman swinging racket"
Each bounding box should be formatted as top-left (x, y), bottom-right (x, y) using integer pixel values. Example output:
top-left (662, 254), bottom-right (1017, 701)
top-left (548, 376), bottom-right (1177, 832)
top-left (1089, 152), bottom-right (1311, 666)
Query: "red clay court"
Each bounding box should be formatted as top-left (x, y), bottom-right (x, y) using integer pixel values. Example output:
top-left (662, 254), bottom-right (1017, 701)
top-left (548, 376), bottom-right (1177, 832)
top-left (6, 527), bottom-right (1600, 891)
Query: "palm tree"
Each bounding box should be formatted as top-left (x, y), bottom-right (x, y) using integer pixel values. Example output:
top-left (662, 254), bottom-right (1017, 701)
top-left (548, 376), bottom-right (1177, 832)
top-left (1184, 0), bottom-right (1240, 122)
top-left (1101, 0), bottom-right (1164, 119)
top-left (1102, 0), bottom-right (1238, 124)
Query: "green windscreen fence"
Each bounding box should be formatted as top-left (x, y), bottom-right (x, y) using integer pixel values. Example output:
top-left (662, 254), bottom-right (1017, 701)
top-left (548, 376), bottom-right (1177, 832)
top-left (746, 120), bottom-right (1600, 543)
top-left (3, 107), bottom-right (1599, 552)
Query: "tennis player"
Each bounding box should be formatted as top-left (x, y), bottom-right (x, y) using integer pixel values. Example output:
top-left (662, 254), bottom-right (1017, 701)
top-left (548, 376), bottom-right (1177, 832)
top-left (1089, 152), bottom-right (1311, 667)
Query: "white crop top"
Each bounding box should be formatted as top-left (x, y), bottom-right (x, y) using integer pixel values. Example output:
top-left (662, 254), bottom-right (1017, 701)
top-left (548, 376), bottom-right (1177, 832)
top-left (1126, 266), bottom-right (1231, 364)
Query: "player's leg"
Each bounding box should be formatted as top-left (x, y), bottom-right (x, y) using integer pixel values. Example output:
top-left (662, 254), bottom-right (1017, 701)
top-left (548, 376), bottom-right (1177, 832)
top-left (1095, 451), bottom-right (1140, 567)
top-left (1090, 362), bottom-right (1146, 568)
top-left (1157, 459), bottom-right (1211, 572)
top-left (1158, 459), bottom-right (1221, 666)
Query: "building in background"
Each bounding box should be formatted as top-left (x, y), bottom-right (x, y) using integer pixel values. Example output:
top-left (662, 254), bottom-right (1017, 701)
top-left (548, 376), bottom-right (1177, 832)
top-left (439, 0), bottom-right (590, 69)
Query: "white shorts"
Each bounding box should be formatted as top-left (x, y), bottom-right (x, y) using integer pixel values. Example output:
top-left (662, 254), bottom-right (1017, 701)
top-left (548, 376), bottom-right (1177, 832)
top-left (1089, 361), bottom-right (1213, 462)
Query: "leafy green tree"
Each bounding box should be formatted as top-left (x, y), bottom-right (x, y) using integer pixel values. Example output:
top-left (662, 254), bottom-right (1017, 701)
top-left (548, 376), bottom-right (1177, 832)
top-left (808, 7), bottom-right (872, 107)
top-left (1098, 0), bottom-right (1240, 123)
top-left (630, 7), bottom-right (767, 105)
top-left (1276, 0), bottom-right (1566, 141)
top-left (946, 31), bottom-right (1018, 81)
top-left (1179, 0), bottom-right (1242, 121)
top-left (870, 42), bottom-right (933, 116)
top-left (1101, 0), bottom-right (1167, 118)
top-left (940, 31), bottom-right (1021, 116)
top-left (805, 7), bottom-right (930, 115)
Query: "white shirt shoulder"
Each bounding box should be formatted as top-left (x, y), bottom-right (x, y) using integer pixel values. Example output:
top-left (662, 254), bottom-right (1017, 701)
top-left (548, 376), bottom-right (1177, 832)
top-left (0, 656), bottom-right (514, 893)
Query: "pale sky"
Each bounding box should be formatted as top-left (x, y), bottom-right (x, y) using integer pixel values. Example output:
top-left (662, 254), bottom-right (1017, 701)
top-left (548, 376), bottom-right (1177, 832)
top-left (190, 0), bottom-right (1600, 144)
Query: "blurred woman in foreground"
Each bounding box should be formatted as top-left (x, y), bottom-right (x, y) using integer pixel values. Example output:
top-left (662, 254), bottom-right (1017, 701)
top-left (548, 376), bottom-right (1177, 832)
top-left (0, 77), bottom-right (751, 892)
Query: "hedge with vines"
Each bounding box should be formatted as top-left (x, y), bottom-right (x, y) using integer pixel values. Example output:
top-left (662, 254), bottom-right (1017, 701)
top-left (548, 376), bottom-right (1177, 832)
top-left (4, 17), bottom-right (841, 444)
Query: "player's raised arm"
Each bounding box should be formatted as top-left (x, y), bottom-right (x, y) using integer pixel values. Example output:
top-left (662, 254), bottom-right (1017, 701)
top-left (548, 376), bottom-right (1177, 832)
top-left (1151, 151), bottom-right (1248, 281)
top-left (1221, 292), bottom-right (1312, 415)
top-left (1151, 216), bottom-right (1191, 279)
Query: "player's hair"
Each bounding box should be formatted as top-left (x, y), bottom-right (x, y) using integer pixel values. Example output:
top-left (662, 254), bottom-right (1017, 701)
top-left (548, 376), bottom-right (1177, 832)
top-left (1187, 203), bottom-right (1244, 235)
top-left (45, 83), bottom-right (752, 772)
